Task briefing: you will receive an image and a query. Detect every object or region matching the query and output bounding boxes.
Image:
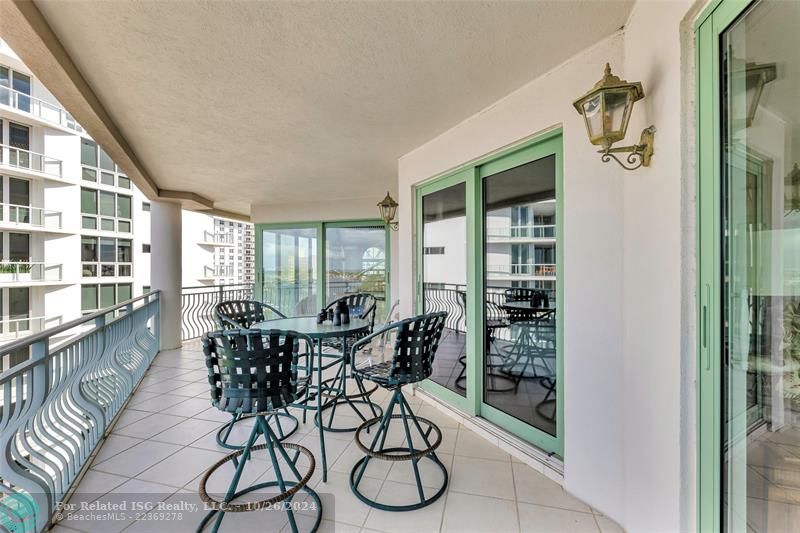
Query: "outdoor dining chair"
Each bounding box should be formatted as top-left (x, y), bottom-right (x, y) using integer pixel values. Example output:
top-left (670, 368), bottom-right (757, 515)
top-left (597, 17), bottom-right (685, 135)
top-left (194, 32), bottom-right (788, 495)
top-left (199, 329), bottom-right (321, 533)
top-left (214, 300), bottom-right (299, 448)
top-left (348, 311), bottom-right (449, 511)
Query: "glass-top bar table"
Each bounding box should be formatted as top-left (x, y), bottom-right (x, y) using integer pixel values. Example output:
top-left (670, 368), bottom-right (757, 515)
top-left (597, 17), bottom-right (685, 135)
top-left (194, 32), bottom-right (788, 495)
top-left (251, 316), bottom-right (372, 482)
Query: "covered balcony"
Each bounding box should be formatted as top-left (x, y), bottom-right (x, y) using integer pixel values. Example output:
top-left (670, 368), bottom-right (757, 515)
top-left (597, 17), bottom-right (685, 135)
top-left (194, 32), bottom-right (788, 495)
top-left (5, 0), bottom-right (799, 532)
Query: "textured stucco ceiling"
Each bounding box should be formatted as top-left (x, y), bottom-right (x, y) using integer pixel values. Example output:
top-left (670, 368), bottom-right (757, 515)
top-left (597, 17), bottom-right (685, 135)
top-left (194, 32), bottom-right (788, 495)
top-left (34, 0), bottom-right (633, 216)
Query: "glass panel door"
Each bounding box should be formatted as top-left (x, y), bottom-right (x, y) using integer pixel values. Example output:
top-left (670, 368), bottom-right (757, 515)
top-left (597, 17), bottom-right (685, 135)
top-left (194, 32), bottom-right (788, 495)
top-left (419, 181), bottom-right (468, 400)
top-left (9, 178), bottom-right (30, 224)
top-left (483, 155), bottom-right (558, 437)
top-left (8, 123), bottom-right (29, 169)
top-left (259, 227), bottom-right (318, 316)
top-left (325, 225), bottom-right (388, 318)
top-left (9, 287), bottom-right (29, 333)
top-left (12, 72), bottom-right (31, 113)
top-left (720, 1), bottom-right (800, 530)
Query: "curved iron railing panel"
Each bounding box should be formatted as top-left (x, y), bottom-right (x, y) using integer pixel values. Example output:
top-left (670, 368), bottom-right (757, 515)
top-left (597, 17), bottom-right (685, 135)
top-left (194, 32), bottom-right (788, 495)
top-left (421, 283), bottom-right (556, 342)
top-left (0, 291), bottom-right (160, 532)
top-left (180, 284), bottom-right (254, 340)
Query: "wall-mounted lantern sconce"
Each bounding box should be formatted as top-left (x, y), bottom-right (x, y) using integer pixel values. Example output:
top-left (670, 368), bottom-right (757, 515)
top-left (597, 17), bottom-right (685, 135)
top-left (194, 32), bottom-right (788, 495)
top-left (573, 63), bottom-right (655, 171)
top-left (377, 191), bottom-right (399, 231)
top-left (739, 61), bottom-right (777, 128)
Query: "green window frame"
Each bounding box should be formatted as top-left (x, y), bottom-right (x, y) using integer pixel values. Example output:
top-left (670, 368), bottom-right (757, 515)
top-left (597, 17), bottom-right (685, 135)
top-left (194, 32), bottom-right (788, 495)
top-left (254, 219), bottom-right (391, 314)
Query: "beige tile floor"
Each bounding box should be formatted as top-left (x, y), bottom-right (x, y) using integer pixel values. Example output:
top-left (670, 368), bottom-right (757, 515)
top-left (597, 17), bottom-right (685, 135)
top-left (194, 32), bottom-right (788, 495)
top-left (53, 342), bottom-right (624, 533)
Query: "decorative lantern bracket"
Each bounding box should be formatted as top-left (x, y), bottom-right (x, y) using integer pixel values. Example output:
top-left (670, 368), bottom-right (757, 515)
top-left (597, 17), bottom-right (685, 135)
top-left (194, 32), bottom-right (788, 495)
top-left (599, 125), bottom-right (656, 171)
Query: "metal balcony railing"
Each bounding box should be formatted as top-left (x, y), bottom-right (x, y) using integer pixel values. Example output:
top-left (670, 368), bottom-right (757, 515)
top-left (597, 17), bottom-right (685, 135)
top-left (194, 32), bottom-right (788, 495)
top-left (421, 282), bottom-right (556, 339)
top-left (181, 283), bottom-right (254, 340)
top-left (0, 85), bottom-right (84, 132)
top-left (200, 231), bottom-right (233, 245)
top-left (0, 203), bottom-right (63, 230)
top-left (485, 263), bottom-right (557, 277)
top-left (0, 144), bottom-right (63, 178)
top-left (0, 291), bottom-right (160, 531)
top-left (0, 315), bottom-right (47, 341)
top-left (0, 262), bottom-right (63, 282)
top-left (486, 224), bottom-right (555, 240)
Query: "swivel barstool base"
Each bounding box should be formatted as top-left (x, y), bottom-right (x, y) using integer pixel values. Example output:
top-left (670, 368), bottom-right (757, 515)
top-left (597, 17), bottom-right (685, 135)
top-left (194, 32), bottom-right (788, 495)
top-left (216, 408), bottom-right (299, 451)
top-left (198, 415), bottom-right (321, 533)
top-left (350, 388), bottom-right (448, 511)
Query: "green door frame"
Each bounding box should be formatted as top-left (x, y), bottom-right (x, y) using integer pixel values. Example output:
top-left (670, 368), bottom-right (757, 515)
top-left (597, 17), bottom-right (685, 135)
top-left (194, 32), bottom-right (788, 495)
top-left (255, 219), bottom-right (391, 313)
top-left (415, 168), bottom-right (476, 415)
top-left (696, 1), bottom-right (757, 530)
top-left (414, 127), bottom-right (564, 456)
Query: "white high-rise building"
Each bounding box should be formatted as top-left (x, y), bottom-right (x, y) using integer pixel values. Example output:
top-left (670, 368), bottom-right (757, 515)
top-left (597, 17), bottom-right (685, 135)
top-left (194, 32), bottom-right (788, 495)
top-left (0, 40), bottom-right (152, 344)
top-left (181, 210), bottom-right (255, 287)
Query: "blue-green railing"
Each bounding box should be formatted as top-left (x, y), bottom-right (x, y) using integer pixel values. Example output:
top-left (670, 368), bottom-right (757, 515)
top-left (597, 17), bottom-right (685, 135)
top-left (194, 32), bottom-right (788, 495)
top-left (0, 291), bottom-right (160, 532)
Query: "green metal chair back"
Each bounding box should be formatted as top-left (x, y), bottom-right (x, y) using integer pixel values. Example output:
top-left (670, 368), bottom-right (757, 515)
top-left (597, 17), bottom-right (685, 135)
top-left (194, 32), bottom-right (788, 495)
top-left (215, 300), bottom-right (285, 329)
top-left (203, 329), bottom-right (310, 414)
top-left (352, 312), bottom-right (446, 387)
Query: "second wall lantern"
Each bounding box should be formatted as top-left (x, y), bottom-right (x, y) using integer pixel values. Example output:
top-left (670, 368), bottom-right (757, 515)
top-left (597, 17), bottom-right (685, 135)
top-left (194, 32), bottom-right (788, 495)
top-left (573, 63), bottom-right (655, 171)
top-left (377, 192), bottom-right (399, 231)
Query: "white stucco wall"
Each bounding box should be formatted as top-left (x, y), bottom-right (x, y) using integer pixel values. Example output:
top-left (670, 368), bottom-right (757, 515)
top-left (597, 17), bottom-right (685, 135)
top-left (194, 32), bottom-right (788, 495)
top-left (397, 0), bottom-right (701, 529)
top-left (621, 1), bottom-right (696, 531)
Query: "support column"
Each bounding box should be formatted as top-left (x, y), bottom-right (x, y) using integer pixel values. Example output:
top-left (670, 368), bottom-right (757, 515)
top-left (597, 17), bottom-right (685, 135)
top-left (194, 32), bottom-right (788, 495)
top-left (151, 200), bottom-right (182, 350)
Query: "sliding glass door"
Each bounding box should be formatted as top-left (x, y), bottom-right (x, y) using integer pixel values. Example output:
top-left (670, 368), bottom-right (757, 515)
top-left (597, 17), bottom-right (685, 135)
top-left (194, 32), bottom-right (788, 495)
top-left (325, 223), bottom-right (389, 319)
top-left (481, 151), bottom-right (560, 446)
top-left (258, 226), bottom-right (318, 316)
top-left (415, 131), bottom-right (563, 455)
top-left (698, 0), bottom-right (800, 530)
top-left (417, 171), bottom-right (471, 410)
top-left (256, 221), bottom-right (389, 317)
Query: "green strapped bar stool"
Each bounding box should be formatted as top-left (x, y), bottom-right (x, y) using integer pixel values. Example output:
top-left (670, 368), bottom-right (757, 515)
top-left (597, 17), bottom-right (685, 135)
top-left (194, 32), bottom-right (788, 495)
top-left (214, 301), bottom-right (299, 448)
top-left (317, 293), bottom-right (383, 432)
top-left (349, 312), bottom-right (449, 511)
top-left (199, 329), bottom-right (321, 533)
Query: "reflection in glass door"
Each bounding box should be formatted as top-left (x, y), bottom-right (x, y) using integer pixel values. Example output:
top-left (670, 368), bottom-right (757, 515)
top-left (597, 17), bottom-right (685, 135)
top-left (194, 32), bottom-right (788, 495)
top-left (483, 155), bottom-right (558, 438)
top-left (260, 227), bottom-right (318, 315)
top-left (720, 1), bottom-right (800, 530)
top-left (325, 225), bottom-right (388, 317)
top-left (420, 181), bottom-right (468, 398)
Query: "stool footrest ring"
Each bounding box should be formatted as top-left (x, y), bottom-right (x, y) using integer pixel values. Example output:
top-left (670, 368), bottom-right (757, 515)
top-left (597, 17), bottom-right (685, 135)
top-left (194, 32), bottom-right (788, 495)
top-left (198, 442), bottom-right (315, 512)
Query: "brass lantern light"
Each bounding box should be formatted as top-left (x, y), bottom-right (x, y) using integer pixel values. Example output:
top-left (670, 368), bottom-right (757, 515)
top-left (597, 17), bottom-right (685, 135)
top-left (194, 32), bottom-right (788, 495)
top-left (573, 63), bottom-right (655, 171)
top-left (377, 191), bottom-right (399, 231)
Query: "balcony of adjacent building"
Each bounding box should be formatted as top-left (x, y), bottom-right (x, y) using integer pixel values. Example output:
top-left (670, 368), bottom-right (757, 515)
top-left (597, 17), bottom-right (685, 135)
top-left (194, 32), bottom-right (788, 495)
top-left (0, 84), bottom-right (84, 134)
top-left (0, 313), bottom-right (63, 345)
top-left (0, 202), bottom-right (65, 233)
top-left (197, 264), bottom-right (234, 282)
top-left (485, 262), bottom-right (557, 281)
top-left (0, 143), bottom-right (65, 182)
top-left (0, 261), bottom-right (65, 287)
top-left (486, 223), bottom-right (556, 243)
top-left (198, 230), bottom-right (234, 247)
